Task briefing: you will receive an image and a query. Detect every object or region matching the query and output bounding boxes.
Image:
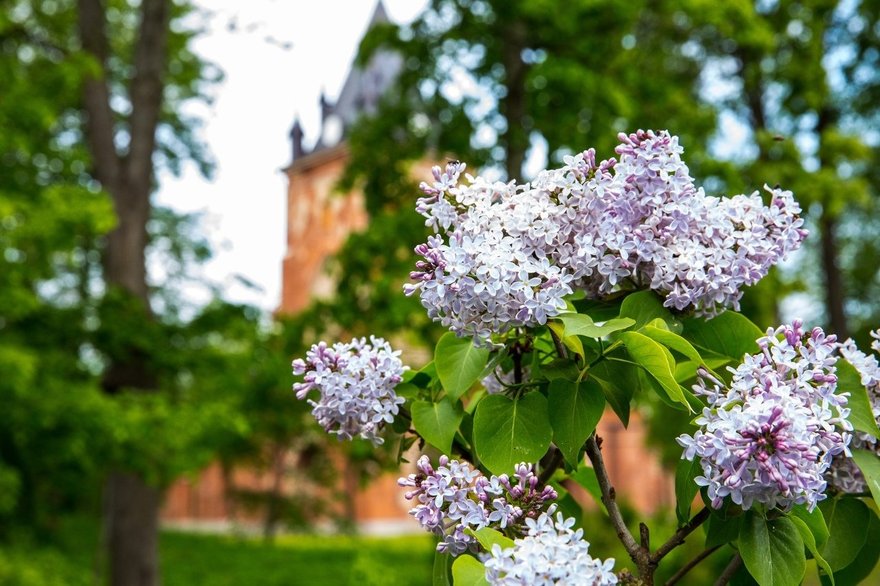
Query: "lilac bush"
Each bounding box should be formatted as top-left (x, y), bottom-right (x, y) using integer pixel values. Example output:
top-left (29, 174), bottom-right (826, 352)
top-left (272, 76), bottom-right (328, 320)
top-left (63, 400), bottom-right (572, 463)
top-left (483, 509), bottom-right (617, 586)
top-left (292, 130), bottom-right (880, 585)
top-left (829, 330), bottom-right (880, 493)
top-left (398, 455), bottom-right (557, 555)
top-left (291, 336), bottom-right (406, 445)
top-left (677, 321), bottom-right (851, 511)
top-left (406, 130), bottom-right (806, 344)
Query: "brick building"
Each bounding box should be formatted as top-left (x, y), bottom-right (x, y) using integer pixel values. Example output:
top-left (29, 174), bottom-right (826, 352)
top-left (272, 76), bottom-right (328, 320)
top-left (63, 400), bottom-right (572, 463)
top-left (163, 1), bottom-right (674, 533)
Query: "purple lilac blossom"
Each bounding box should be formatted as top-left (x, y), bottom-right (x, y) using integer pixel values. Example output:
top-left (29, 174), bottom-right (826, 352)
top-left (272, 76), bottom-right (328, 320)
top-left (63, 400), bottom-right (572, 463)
top-left (398, 456), bottom-right (557, 555)
top-left (677, 321), bottom-right (852, 511)
top-left (407, 131), bottom-right (807, 344)
top-left (407, 164), bottom-right (575, 345)
top-left (483, 507), bottom-right (617, 586)
top-left (829, 330), bottom-right (880, 493)
top-left (292, 336), bottom-right (406, 446)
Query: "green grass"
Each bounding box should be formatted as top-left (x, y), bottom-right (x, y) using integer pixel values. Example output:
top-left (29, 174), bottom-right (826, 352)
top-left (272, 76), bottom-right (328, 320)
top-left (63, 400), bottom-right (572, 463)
top-left (161, 531), bottom-right (435, 586)
top-left (2, 518), bottom-right (435, 586)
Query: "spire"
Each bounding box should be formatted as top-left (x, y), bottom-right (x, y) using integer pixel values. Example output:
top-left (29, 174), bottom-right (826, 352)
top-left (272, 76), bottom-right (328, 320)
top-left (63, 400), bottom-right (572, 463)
top-left (369, 0), bottom-right (390, 26)
top-left (319, 88), bottom-right (333, 122)
top-left (289, 116), bottom-right (304, 160)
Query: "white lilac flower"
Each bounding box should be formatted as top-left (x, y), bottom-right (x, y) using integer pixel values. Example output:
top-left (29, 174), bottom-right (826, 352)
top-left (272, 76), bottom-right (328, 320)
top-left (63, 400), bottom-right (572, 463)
top-left (407, 131), bottom-right (807, 344)
top-left (398, 456), bottom-right (557, 555)
top-left (292, 337), bottom-right (406, 446)
top-left (829, 330), bottom-right (880, 493)
top-left (677, 321), bottom-right (851, 511)
top-left (483, 508), bottom-right (617, 586)
top-left (570, 130), bottom-right (807, 316)
top-left (407, 168), bottom-right (575, 345)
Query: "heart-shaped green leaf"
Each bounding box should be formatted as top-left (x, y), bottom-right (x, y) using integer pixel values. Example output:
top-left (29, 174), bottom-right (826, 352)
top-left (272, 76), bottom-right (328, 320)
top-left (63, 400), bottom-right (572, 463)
top-left (473, 393), bottom-right (552, 475)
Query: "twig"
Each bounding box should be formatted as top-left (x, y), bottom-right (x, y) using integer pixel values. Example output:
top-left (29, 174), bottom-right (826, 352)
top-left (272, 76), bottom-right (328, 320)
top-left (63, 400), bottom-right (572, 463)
top-left (664, 545), bottom-right (722, 586)
top-left (651, 507), bottom-right (711, 563)
top-left (537, 446), bottom-right (564, 486)
top-left (548, 326), bottom-right (568, 360)
top-left (713, 553), bottom-right (743, 586)
top-left (584, 435), bottom-right (647, 570)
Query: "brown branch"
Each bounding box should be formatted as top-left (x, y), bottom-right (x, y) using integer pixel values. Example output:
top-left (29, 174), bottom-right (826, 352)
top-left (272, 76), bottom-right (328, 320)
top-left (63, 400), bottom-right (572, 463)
top-left (537, 446), bottom-right (564, 486)
top-left (651, 507), bottom-right (711, 563)
top-left (77, 0), bottom-right (121, 191)
top-left (126, 0), bottom-right (170, 187)
top-left (584, 435), bottom-right (648, 571)
top-left (640, 522), bottom-right (651, 551)
top-left (664, 545), bottom-right (722, 586)
top-left (713, 553), bottom-right (743, 586)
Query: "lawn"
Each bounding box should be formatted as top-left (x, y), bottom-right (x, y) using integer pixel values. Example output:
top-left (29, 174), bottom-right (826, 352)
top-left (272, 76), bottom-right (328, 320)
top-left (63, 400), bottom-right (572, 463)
top-left (161, 531), bottom-right (435, 586)
top-left (0, 520), bottom-right (435, 586)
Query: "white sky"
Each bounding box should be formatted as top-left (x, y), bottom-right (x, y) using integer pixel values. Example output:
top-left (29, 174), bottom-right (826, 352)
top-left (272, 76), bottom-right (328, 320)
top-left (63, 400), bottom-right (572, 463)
top-left (156, 1), bottom-right (428, 310)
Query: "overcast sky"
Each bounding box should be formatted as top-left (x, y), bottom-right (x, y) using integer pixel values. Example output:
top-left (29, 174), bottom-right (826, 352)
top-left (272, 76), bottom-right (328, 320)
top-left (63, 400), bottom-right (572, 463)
top-left (155, 1), bottom-right (428, 310)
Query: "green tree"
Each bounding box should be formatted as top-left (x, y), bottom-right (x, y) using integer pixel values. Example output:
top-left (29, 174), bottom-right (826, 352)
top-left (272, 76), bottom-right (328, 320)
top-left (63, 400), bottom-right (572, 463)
top-left (0, 1), bottom-right (237, 585)
top-left (681, 0), bottom-right (880, 339)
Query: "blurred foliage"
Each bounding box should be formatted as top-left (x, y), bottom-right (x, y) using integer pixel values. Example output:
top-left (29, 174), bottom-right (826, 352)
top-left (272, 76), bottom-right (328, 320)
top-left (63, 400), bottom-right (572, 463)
top-left (0, 515), bottom-right (437, 586)
top-left (674, 0), bottom-right (880, 339)
top-left (0, 0), bottom-right (328, 545)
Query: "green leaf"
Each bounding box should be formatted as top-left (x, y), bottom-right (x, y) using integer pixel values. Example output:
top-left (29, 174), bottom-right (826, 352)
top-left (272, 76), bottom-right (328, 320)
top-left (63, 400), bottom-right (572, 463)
top-left (435, 332), bottom-right (490, 400)
top-left (620, 332), bottom-right (690, 409)
top-left (738, 512), bottom-right (805, 586)
top-left (837, 360), bottom-right (880, 439)
top-left (705, 513), bottom-right (741, 549)
top-left (394, 382), bottom-right (421, 400)
top-left (547, 321), bottom-right (584, 358)
top-left (571, 297), bottom-right (623, 322)
top-left (589, 360), bottom-right (636, 427)
top-left (473, 393), bottom-right (553, 475)
top-left (451, 555), bottom-right (489, 586)
top-left (467, 527), bottom-right (515, 551)
top-left (681, 312), bottom-right (762, 362)
top-left (557, 313), bottom-right (635, 339)
top-left (819, 497), bottom-right (870, 571)
top-left (547, 379), bottom-right (605, 467)
top-left (851, 449), bottom-right (880, 508)
top-left (433, 551), bottom-right (453, 586)
top-left (674, 457), bottom-right (700, 525)
top-left (620, 290), bottom-right (679, 331)
top-left (538, 358), bottom-right (580, 382)
top-left (828, 507), bottom-right (880, 585)
top-left (789, 514), bottom-right (834, 585)
top-left (412, 399), bottom-right (464, 454)
top-left (570, 466), bottom-right (604, 512)
top-left (642, 325), bottom-right (705, 364)
top-left (790, 505), bottom-right (829, 548)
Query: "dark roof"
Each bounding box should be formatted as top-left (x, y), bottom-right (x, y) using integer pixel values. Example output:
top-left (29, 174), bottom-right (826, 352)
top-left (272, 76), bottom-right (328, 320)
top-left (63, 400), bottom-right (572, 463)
top-left (288, 1), bottom-right (402, 163)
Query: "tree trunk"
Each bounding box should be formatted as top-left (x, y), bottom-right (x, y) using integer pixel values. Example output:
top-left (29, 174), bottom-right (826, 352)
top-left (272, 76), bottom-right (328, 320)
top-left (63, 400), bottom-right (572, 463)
top-left (105, 472), bottom-right (162, 586)
top-left (500, 21), bottom-right (529, 180)
top-left (819, 215), bottom-right (849, 339)
top-left (77, 1), bottom-right (170, 584)
top-left (263, 445), bottom-right (286, 540)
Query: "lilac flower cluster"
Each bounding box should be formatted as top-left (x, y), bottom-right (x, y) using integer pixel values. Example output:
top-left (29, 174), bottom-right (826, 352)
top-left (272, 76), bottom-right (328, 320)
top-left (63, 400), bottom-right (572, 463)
top-left (398, 455), bottom-right (557, 555)
top-left (829, 330), bottom-right (880, 493)
top-left (483, 508), bottom-right (617, 586)
top-left (292, 337), bottom-right (406, 446)
top-left (406, 165), bottom-right (575, 344)
top-left (677, 321), bottom-right (852, 511)
top-left (406, 130), bottom-right (806, 344)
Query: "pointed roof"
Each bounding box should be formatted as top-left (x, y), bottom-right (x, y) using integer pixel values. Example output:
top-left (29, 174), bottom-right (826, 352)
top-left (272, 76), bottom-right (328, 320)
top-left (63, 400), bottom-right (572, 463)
top-left (291, 1), bottom-right (404, 161)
